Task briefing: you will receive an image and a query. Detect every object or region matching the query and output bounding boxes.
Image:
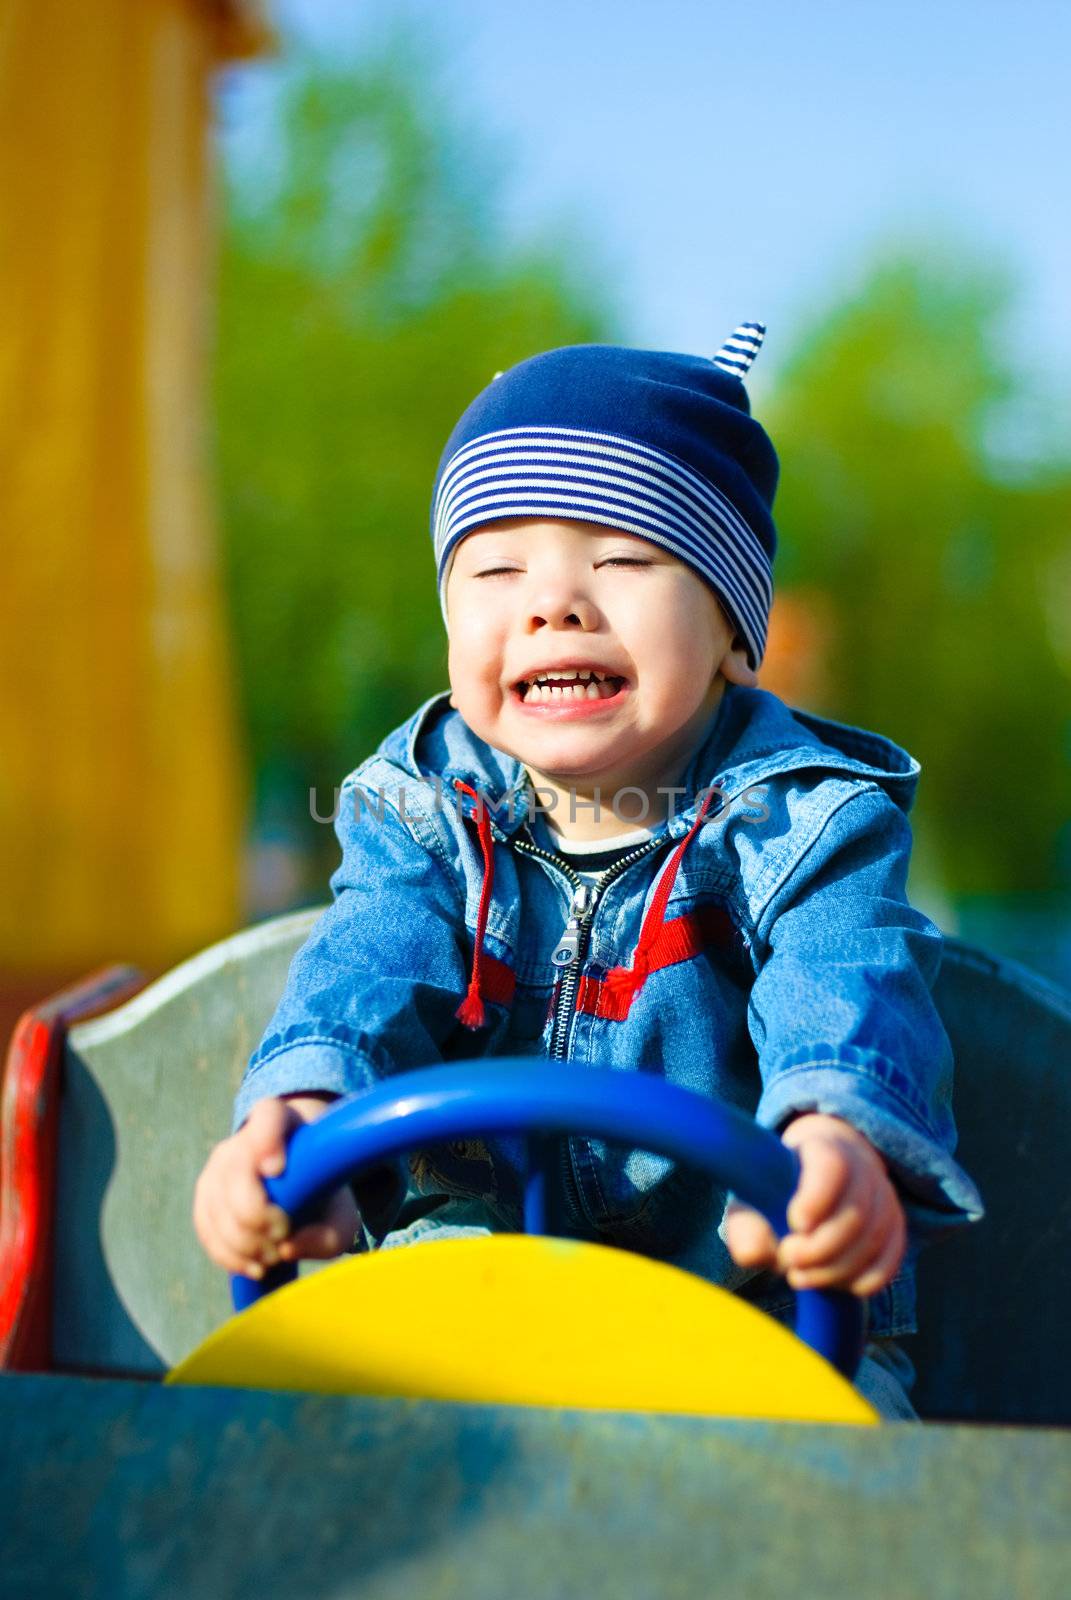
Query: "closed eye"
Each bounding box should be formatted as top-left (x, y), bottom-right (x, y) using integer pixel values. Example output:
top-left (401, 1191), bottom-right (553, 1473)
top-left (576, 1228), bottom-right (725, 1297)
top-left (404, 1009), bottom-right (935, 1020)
top-left (474, 558), bottom-right (650, 577)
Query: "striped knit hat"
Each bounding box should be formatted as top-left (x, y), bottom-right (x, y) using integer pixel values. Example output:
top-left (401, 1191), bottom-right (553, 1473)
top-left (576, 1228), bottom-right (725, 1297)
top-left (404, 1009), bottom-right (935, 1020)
top-left (431, 324), bottom-right (779, 669)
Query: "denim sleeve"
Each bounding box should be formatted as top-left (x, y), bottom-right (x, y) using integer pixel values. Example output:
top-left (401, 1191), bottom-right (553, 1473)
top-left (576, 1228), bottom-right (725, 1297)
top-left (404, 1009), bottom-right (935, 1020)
top-left (232, 775), bottom-right (470, 1139)
top-left (746, 788), bottom-right (985, 1244)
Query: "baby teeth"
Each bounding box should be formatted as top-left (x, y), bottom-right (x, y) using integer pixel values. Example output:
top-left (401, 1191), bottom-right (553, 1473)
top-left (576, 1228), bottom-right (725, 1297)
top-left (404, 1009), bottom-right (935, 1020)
top-left (523, 679), bottom-right (618, 703)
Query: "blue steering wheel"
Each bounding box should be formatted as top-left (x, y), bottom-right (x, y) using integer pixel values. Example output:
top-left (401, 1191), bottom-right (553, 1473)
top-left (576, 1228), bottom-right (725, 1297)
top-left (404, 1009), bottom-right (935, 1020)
top-left (231, 1062), bottom-right (867, 1380)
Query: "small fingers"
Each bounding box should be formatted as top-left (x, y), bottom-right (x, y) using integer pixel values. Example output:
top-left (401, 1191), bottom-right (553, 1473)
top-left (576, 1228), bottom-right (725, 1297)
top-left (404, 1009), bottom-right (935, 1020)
top-left (227, 1162), bottom-right (290, 1241)
top-left (784, 1137), bottom-right (854, 1233)
top-left (192, 1184), bottom-right (269, 1279)
top-left (244, 1097), bottom-right (296, 1179)
top-left (204, 1238), bottom-right (268, 1281)
top-left (847, 1203), bottom-right (908, 1297)
top-left (723, 1200), bottom-right (780, 1270)
top-left (211, 1197), bottom-right (290, 1271)
top-left (787, 1188), bottom-right (906, 1294)
top-left (778, 1165), bottom-right (876, 1274)
top-left (785, 1223), bottom-right (881, 1291)
top-left (193, 1142), bottom-right (292, 1277)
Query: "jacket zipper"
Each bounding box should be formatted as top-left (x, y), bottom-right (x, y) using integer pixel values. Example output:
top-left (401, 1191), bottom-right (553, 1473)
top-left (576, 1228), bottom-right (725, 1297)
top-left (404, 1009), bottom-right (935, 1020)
top-left (509, 828), bottom-right (669, 1229)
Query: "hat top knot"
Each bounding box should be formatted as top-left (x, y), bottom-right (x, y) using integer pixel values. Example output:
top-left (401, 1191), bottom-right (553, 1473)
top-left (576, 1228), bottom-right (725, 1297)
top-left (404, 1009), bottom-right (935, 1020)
top-left (711, 321), bottom-right (766, 379)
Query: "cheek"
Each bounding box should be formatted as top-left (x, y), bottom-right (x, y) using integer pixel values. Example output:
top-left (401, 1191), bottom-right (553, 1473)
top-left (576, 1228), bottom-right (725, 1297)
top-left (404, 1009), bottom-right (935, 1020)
top-left (631, 592), bottom-right (720, 708)
top-left (621, 585), bottom-right (714, 668)
top-left (447, 600), bottom-right (506, 696)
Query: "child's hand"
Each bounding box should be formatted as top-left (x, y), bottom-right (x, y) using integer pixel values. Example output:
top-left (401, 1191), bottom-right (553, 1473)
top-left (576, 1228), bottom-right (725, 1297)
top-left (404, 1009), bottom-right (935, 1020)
top-left (193, 1094), bottom-right (360, 1280)
top-left (723, 1112), bottom-right (907, 1296)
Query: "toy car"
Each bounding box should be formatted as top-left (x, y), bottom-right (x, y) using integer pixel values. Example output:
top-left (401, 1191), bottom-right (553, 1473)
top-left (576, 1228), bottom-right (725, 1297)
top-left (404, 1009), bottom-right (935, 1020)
top-left (2, 910), bottom-right (1069, 1596)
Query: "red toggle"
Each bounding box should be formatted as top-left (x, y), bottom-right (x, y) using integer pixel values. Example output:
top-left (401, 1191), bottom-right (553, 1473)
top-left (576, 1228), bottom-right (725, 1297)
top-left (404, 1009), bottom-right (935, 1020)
top-left (453, 779), bottom-right (498, 1030)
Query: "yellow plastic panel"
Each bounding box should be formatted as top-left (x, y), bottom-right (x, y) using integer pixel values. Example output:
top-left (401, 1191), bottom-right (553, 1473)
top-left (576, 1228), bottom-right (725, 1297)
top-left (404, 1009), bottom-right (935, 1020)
top-left (169, 1236), bottom-right (878, 1425)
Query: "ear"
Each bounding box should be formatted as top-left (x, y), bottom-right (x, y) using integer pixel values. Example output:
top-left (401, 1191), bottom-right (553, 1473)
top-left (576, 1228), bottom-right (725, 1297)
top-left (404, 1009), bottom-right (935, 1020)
top-left (719, 633), bottom-right (760, 688)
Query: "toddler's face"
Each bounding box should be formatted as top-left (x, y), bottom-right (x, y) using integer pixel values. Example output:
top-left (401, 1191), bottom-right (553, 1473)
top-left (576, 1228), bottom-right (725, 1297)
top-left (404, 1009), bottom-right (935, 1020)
top-left (444, 517), bottom-right (757, 786)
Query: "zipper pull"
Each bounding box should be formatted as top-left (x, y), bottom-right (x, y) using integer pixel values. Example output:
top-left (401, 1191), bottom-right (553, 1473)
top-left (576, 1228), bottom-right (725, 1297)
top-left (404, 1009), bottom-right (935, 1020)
top-left (552, 883), bottom-right (596, 967)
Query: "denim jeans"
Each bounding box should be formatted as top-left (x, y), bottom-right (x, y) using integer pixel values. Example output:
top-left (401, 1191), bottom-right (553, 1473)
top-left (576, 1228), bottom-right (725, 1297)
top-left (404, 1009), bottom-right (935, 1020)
top-left (851, 1338), bottom-right (919, 1420)
top-left (370, 1208), bottom-right (920, 1422)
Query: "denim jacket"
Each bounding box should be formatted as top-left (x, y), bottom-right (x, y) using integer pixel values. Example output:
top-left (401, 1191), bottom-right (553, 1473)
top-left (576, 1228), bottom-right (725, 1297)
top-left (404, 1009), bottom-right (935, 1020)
top-left (234, 682), bottom-right (985, 1338)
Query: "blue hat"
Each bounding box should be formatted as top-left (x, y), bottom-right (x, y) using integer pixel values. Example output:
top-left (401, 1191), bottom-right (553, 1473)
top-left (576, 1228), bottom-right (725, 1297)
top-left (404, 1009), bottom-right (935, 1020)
top-left (431, 323), bottom-right (779, 669)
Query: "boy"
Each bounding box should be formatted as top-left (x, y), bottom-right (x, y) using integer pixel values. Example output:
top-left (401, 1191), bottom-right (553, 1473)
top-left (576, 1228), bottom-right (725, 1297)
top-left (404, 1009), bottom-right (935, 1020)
top-left (194, 325), bottom-right (984, 1419)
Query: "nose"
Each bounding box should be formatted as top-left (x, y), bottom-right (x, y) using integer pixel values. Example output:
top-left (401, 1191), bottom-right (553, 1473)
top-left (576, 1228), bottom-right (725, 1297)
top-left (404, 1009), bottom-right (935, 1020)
top-left (524, 580), bottom-right (600, 634)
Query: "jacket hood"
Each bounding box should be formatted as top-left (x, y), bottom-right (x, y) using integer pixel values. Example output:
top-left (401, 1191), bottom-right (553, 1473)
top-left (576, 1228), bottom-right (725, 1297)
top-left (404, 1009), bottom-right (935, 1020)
top-left (378, 682), bottom-right (922, 836)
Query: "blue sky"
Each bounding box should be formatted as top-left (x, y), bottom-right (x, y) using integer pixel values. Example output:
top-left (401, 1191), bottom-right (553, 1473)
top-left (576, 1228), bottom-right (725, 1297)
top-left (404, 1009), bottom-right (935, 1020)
top-left (226, 0), bottom-right (1070, 412)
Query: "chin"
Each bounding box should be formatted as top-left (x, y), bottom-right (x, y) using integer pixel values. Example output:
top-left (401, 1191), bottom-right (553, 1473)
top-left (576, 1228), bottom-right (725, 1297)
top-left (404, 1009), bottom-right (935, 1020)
top-left (522, 734), bottom-right (634, 774)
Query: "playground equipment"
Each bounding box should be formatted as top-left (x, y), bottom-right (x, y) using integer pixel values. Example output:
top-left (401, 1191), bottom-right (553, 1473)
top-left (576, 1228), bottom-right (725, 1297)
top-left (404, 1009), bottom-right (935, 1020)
top-left (2, 909), bottom-right (1069, 1596)
top-left (170, 1060), bottom-right (876, 1423)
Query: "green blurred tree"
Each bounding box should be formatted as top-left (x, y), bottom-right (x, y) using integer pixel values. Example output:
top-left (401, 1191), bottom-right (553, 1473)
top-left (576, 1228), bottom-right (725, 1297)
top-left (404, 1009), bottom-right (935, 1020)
top-left (766, 241), bottom-right (1071, 900)
top-left (213, 34), bottom-right (618, 901)
top-left (215, 46), bottom-right (1070, 922)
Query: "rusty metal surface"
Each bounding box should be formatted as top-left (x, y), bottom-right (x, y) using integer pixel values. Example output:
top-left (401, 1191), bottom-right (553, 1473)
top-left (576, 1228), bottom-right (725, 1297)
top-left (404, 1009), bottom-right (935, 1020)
top-left (2, 1375), bottom-right (1068, 1599)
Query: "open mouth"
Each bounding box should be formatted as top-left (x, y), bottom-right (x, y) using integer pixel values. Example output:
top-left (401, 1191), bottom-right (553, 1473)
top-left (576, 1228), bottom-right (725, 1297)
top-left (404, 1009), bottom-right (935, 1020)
top-left (512, 670), bottom-right (628, 705)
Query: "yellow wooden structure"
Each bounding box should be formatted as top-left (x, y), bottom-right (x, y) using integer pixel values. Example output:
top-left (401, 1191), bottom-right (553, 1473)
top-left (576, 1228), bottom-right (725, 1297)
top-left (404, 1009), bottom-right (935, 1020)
top-left (0, 0), bottom-right (270, 976)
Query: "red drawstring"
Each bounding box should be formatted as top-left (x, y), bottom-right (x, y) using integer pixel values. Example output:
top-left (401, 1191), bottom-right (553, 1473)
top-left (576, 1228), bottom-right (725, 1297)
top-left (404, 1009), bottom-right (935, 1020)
top-left (454, 779), bottom-right (496, 1030)
top-left (452, 779), bottom-right (720, 1027)
top-left (600, 786), bottom-right (721, 1010)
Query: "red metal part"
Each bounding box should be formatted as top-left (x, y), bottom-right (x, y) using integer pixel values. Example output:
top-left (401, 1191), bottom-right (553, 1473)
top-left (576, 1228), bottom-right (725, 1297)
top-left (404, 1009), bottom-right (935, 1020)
top-left (0, 966), bottom-right (147, 1370)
